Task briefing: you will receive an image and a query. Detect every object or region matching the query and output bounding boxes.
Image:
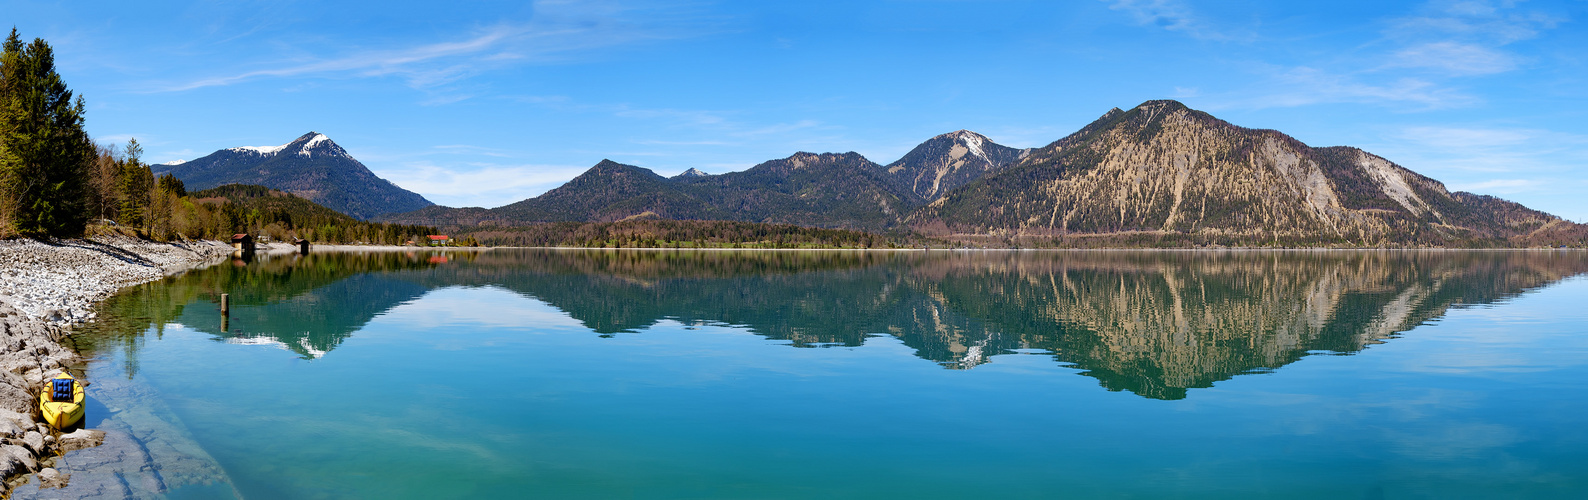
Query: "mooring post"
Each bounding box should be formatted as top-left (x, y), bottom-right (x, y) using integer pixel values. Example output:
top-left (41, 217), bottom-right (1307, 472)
top-left (221, 293), bottom-right (230, 315)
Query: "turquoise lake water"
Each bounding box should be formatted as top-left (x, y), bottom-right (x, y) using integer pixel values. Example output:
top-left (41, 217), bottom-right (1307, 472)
top-left (32, 249), bottom-right (1588, 498)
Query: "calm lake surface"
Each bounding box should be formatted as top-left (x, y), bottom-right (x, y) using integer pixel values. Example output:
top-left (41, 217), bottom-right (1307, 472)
top-left (30, 249), bottom-right (1588, 498)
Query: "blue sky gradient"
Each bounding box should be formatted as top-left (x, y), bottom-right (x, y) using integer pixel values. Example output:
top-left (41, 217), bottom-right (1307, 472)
top-left (11, 0), bottom-right (1588, 220)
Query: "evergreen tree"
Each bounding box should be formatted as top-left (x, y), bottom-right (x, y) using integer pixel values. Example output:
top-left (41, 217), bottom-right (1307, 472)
top-left (156, 173), bottom-right (186, 197)
top-left (0, 29), bottom-right (92, 236)
top-left (116, 138), bottom-right (152, 228)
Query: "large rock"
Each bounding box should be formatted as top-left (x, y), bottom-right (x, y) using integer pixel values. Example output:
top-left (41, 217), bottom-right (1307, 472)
top-left (20, 431), bottom-right (42, 454)
top-left (0, 444), bottom-right (35, 473)
top-left (35, 467), bottom-right (66, 489)
top-left (55, 429), bottom-right (104, 453)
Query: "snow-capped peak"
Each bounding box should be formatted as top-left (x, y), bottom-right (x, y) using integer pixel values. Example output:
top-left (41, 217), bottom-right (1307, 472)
top-left (304, 133), bottom-right (329, 148)
top-left (226, 132), bottom-right (343, 159)
top-left (230, 143), bottom-right (288, 156)
top-left (296, 132), bottom-right (343, 158)
top-left (161, 159), bottom-right (187, 166)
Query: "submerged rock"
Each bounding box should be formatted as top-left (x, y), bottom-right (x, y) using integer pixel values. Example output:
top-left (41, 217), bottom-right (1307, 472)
top-left (55, 429), bottom-right (103, 453)
top-left (35, 467), bottom-right (66, 489)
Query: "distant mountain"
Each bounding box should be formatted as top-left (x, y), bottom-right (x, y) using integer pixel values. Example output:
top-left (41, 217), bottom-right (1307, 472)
top-left (157, 132), bottom-right (433, 220)
top-left (493, 160), bottom-right (720, 223)
top-left (868, 130), bottom-right (1029, 202)
top-left (910, 100), bottom-right (1582, 246)
top-left (378, 101), bottom-right (1585, 247)
top-left (672, 151), bottom-right (911, 230)
top-left (384, 153), bottom-right (914, 231)
top-left (673, 168), bottom-right (710, 179)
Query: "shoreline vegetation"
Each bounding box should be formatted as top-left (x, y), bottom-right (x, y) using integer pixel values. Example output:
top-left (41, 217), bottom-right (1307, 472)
top-left (448, 218), bottom-right (1588, 250)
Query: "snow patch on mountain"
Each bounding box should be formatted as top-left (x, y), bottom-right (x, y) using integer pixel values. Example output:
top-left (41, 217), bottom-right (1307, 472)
top-left (957, 130), bottom-right (987, 162)
top-left (297, 133), bottom-right (343, 158)
top-left (231, 144), bottom-right (288, 156)
top-left (303, 133), bottom-right (329, 148)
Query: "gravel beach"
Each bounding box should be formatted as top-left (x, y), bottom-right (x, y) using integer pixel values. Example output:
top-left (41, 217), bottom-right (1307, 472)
top-left (0, 235), bottom-right (231, 494)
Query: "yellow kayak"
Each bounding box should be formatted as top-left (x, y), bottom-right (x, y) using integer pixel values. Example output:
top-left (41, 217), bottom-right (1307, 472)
top-left (39, 372), bottom-right (84, 429)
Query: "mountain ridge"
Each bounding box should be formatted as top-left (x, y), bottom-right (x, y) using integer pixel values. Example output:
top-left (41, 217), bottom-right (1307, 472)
top-left (374, 100), bottom-right (1584, 247)
top-left (909, 100), bottom-right (1577, 246)
top-left (157, 132), bottom-right (434, 220)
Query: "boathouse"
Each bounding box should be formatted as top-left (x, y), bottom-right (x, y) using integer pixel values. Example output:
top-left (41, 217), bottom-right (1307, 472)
top-left (231, 234), bottom-right (254, 251)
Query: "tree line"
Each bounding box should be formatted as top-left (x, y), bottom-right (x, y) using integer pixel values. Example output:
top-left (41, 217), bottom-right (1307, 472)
top-left (463, 219), bottom-right (894, 249)
top-left (0, 30), bottom-right (434, 244)
top-left (187, 184), bottom-right (438, 245)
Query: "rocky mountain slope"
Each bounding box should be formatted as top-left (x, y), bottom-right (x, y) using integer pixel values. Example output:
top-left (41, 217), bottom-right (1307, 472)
top-left (910, 100), bottom-right (1579, 246)
top-left (156, 132), bottom-right (433, 220)
top-left (867, 130), bottom-right (1029, 202)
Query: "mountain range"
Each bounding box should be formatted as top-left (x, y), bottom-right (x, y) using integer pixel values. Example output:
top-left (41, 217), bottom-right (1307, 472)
top-left (375, 100), bottom-right (1582, 246)
top-left (155, 132), bottom-right (433, 220)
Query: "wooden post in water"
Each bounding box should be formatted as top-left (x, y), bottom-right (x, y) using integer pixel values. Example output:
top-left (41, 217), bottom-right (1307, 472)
top-left (221, 293), bottom-right (230, 314)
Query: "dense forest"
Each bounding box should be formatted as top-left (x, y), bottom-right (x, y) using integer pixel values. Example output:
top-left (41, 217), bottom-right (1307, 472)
top-left (186, 184), bottom-right (437, 244)
top-left (463, 219), bottom-right (895, 249)
top-left (0, 30), bottom-right (434, 244)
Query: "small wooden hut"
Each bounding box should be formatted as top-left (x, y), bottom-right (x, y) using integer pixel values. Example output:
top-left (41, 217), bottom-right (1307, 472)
top-left (231, 234), bottom-right (254, 252)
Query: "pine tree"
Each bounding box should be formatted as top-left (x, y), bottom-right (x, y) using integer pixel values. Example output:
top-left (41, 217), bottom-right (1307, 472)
top-left (0, 29), bottom-right (92, 236)
top-left (116, 138), bottom-right (152, 228)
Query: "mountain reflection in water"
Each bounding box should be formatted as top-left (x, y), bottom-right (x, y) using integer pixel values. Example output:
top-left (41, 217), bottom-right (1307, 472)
top-left (75, 249), bottom-right (1588, 400)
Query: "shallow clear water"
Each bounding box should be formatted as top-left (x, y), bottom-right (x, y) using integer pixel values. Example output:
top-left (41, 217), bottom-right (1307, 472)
top-left (40, 249), bottom-right (1588, 498)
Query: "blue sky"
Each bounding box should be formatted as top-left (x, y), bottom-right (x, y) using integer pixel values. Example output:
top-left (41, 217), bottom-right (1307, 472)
top-left (12, 0), bottom-right (1588, 220)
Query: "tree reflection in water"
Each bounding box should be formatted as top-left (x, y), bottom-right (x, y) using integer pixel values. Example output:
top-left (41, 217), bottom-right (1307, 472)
top-left (72, 249), bottom-right (1588, 400)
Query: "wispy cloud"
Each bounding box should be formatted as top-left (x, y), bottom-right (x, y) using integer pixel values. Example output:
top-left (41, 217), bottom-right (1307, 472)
top-left (1365, 125), bottom-right (1588, 211)
top-left (155, 24), bottom-right (525, 92)
top-left (1388, 1), bottom-right (1563, 44)
top-left (374, 161), bottom-right (591, 208)
top-left (149, 0), bottom-right (722, 93)
top-left (1215, 66), bottom-right (1474, 110)
top-left (1377, 1), bottom-right (1564, 77)
top-left (1388, 41), bottom-right (1517, 76)
top-left (1446, 178), bottom-right (1541, 193)
top-left (1171, 0), bottom-right (1567, 112)
top-left (1103, 0), bottom-right (1250, 41)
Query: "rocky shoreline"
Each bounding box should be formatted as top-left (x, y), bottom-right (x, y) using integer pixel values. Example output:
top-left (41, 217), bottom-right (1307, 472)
top-left (0, 235), bottom-right (232, 495)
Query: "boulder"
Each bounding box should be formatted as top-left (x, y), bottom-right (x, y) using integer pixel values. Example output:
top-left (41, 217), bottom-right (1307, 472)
top-left (1, 444), bottom-right (35, 472)
top-left (37, 466), bottom-right (69, 489)
top-left (21, 431), bottom-right (42, 454)
top-left (56, 429), bottom-right (105, 453)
